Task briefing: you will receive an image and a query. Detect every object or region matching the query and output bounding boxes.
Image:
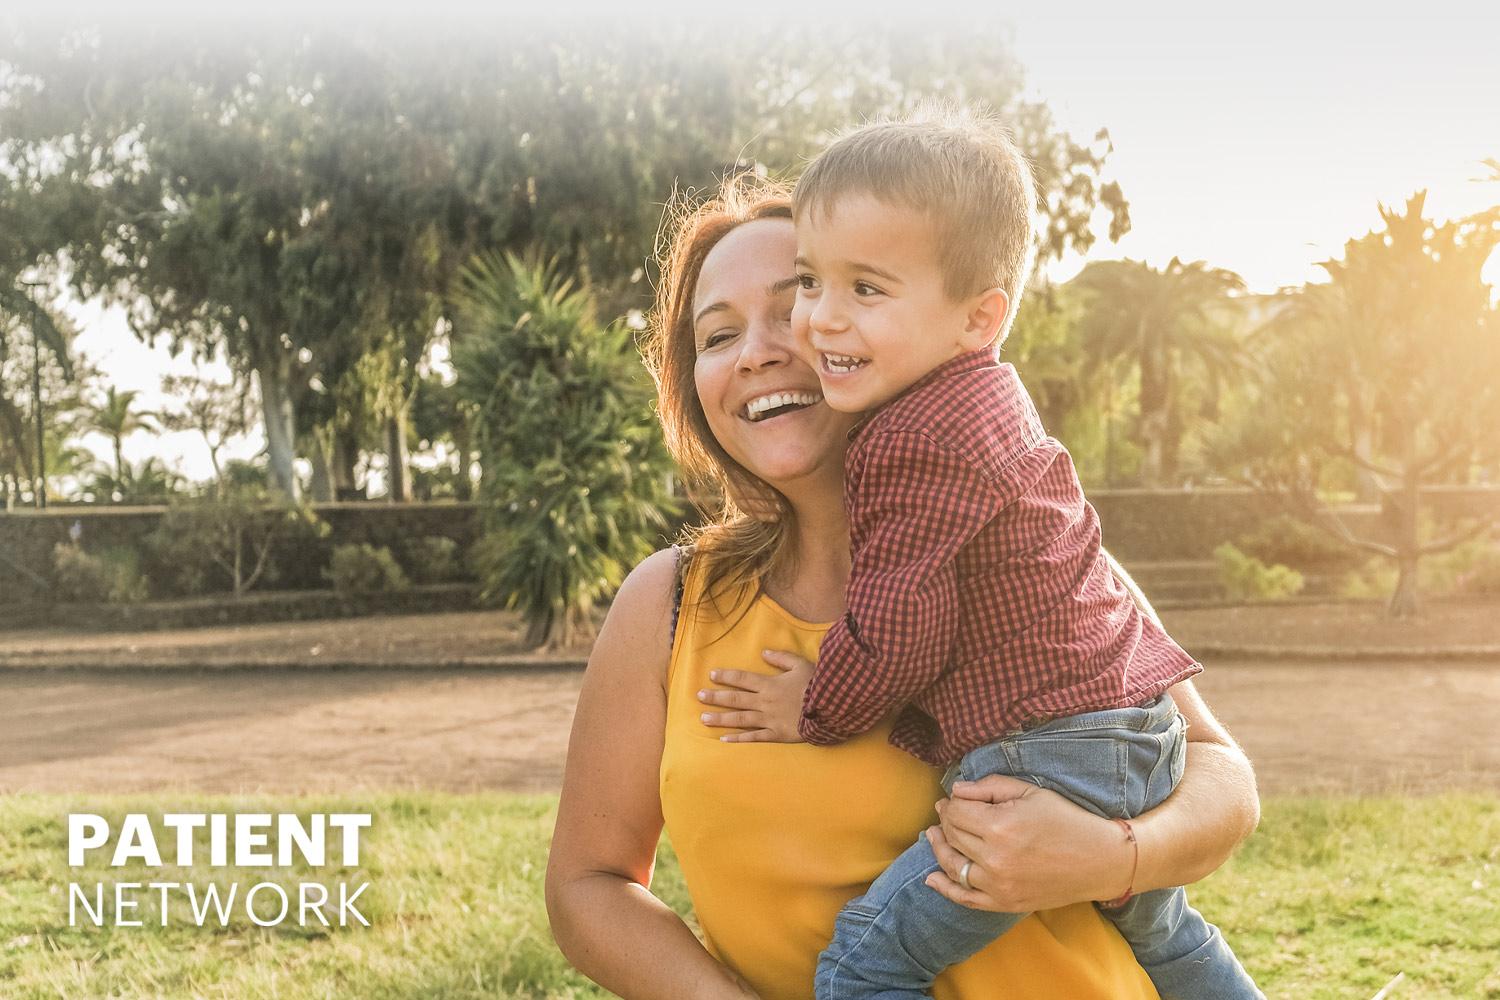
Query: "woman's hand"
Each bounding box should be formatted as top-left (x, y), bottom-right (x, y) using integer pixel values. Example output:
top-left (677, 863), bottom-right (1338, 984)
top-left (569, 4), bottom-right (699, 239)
top-left (697, 650), bottom-right (813, 743)
top-left (923, 775), bottom-right (1134, 913)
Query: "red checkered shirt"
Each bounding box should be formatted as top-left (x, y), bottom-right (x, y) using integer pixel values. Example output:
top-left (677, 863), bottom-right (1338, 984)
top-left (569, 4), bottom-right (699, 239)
top-left (798, 350), bottom-right (1202, 766)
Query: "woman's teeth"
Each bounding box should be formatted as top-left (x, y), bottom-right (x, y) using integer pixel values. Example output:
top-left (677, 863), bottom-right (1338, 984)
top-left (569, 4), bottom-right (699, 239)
top-left (745, 390), bottom-right (823, 421)
top-left (823, 353), bottom-right (869, 374)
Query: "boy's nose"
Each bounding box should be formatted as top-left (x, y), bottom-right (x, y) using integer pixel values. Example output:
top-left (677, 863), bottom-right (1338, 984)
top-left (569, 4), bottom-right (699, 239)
top-left (808, 291), bottom-right (848, 335)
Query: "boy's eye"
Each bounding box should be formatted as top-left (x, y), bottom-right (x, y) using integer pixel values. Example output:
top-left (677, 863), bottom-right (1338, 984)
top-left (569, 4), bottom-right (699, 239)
top-left (854, 281), bottom-right (882, 297)
top-left (796, 273), bottom-right (819, 291)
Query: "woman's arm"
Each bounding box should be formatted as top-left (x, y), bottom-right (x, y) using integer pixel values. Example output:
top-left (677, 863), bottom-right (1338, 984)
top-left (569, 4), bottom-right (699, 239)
top-left (1105, 550), bottom-right (1262, 890)
top-left (545, 549), bottom-right (759, 1000)
top-left (922, 551), bottom-right (1260, 912)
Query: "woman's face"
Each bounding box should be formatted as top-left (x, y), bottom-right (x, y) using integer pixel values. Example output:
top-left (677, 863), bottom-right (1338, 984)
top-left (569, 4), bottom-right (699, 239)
top-left (691, 218), bottom-right (861, 496)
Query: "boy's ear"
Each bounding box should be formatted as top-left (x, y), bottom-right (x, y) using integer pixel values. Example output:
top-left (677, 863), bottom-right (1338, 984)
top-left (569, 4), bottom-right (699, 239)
top-left (959, 287), bottom-right (1010, 352)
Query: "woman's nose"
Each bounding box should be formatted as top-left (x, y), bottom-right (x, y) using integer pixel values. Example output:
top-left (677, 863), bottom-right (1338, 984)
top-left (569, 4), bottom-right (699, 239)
top-left (737, 317), bottom-right (793, 371)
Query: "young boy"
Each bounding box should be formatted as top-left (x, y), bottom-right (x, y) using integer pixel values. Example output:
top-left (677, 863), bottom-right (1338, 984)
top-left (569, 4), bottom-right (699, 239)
top-left (724, 109), bottom-right (1262, 999)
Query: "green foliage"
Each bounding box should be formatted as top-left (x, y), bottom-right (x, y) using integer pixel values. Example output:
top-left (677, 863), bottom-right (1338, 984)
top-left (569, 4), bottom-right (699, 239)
top-left (455, 253), bottom-right (676, 649)
top-left (400, 535), bottom-right (462, 584)
top-left (50, 543), bottom-right (149, 604)
top-left (157, 372), bottom-right (254, 485)
top-left (1454, 539), bottom-right (1500, 596)
top-left (1069, 257), bottom-right (1247, 487)
top-left (84, 456), bottom-right (187, 506)
top-left (326, 543), bottom-right (411, 595)
top-left (1336, 559), bottom-right (1399, 601)
top-left (147, 488), bottom-right (329, 598)
top-left (1233, 515), bottom-right (1366, 573)
top-left (1212, 542), bottom-right (1305, 602)
top-left (2, 21), bottom-right (1129, 502)
top-left (86, 385), bottom-right (160, 490)
top-left (1211, 195), bottom-right (1500, 616)
top-left (0, 290), bottom-right (84, 503)
top-left (1339, 535), bottom-right (1500, 600)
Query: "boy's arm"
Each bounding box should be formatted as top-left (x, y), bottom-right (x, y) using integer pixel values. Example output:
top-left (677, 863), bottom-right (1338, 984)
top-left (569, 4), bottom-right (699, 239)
top-left (798, 429), bottom-right (1007, 745)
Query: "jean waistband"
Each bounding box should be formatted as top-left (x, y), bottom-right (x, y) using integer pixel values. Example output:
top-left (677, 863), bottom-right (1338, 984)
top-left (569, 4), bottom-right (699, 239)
top-left (1015, 693), bottom-right (1176, 736)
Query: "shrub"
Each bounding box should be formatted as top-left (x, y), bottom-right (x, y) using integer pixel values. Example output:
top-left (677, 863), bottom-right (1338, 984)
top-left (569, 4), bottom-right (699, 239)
top-left (148, 488), bottom-right (328, 598)
top-left (1234, 515), bottom-right (1363, 572)
top-left (1337, 537), bottom-right (1500, 600)
top-left (454, 252), bottom-right (676, 648)
top-left (1213, 542), bottom-right (1305, 602)
top-left (1337, 559), bottom-right (1398, 600)
top-left (1413, 535), bottom-right (1500, 598)
top-left (327, 543), bottom-right (410, 595)
top-left (401, 535), bottom-right (462, 584)
top-left (52, 543), bottom-right (149, 604)
top-left (1455, 542), bottom-right (1500, 596)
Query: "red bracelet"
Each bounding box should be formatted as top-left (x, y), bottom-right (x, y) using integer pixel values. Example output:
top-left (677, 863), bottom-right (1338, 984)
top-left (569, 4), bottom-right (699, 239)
top-left (1099, 817), bottom-right (1138, 908)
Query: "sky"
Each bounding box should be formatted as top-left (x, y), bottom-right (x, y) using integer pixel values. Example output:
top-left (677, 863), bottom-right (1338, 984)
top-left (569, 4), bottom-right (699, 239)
top-left (50, 3), bottom-right (1500, 484)
top-left (1008, 8), bottom-right (1500, 291)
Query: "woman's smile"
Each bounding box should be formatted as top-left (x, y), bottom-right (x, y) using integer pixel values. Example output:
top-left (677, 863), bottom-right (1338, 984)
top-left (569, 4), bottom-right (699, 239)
top-left (742, 389), bottom-right (825, 423)
top-left (693, 218), bottom-right (860, 490)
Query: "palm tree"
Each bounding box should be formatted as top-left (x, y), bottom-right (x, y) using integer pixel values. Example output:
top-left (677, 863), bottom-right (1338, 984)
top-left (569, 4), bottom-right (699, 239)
top-left (1071, 258), bottom-right (1246, 487)
top-left (86, 456), bottom-right (185, 505)
top-left (0, 285), bottom-right (76, 504)
top-left (87, 386), bottom-right (160, 493)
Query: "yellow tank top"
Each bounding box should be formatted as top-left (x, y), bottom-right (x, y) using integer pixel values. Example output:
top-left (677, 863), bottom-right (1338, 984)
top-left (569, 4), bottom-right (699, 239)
top-left (659, 555), bottom-right (1159, 1000)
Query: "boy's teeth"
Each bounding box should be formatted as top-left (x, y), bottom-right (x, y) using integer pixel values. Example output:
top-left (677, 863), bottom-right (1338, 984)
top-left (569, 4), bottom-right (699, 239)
top-left (745, 390), bottom-right (823, 420)
top-left (824, 353), bottom-right (868, 373)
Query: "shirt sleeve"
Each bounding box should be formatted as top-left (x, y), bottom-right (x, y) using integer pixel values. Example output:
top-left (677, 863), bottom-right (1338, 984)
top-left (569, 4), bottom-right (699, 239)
top-left (799, 429), bottom-right (1005, 745)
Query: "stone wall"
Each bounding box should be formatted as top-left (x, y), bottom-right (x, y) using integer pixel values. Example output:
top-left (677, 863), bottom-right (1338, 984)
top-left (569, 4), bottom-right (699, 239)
top-left (3, 488), bottom-right (1496, 605)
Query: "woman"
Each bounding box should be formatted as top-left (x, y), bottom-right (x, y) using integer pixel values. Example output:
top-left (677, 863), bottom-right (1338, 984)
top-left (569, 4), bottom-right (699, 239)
top-left (545, 177), bottom-right (1259, 999)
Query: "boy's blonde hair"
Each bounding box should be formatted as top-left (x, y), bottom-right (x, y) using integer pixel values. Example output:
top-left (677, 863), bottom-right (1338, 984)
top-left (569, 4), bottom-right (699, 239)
top-left (793, 103), bottom-right (1037, 340)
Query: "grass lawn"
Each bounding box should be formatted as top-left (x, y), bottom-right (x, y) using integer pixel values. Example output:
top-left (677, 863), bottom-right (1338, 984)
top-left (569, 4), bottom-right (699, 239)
top-left (2, 794), bottom-right (1497, 999)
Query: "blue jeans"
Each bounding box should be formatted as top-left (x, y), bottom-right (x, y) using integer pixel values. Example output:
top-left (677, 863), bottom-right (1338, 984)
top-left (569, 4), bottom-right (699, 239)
top-left (814, 695), bottom-right (1262, 1000)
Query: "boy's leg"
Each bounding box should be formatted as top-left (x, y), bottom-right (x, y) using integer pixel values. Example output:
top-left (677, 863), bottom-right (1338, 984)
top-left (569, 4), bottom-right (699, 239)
top-left (814, 746), bottom-right (1026, 1000)
top-left (1104, 887), bottom-right (1264, 1000)
top-left (1006, 696), bottom-right (1262, 999)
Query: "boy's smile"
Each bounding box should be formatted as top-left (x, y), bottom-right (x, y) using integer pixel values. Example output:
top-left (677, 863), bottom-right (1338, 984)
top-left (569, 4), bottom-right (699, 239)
top-left (792, 193), bottom-right (1001, 414)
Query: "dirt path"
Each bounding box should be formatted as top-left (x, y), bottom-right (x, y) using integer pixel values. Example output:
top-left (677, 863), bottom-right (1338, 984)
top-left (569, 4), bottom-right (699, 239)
top-left (3, 659), bottom-right (1497, 796)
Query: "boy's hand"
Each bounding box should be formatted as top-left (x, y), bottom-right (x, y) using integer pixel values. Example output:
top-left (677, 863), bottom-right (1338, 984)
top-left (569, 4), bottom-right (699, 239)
top-left (697, 649), bottom-right (814, 743)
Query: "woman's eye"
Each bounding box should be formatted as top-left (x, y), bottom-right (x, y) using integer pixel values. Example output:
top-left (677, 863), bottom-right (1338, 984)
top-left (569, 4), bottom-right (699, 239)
top-left (701, 330), bottom-right (736, 350)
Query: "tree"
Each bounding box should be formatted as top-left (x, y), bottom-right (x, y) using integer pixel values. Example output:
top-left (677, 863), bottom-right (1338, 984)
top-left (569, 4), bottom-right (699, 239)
top-left (0, 285), bottom-right (78, 505)
top-left (1070, 258), bottom-right (1247, 486)
top-left (454, 253), bottom-right (677, 649)
top-left (84, 456), bottom-right (186, 506)
top-left (2, 17), bottom-right (1132, 506)
top-left (409, 370), bottom-right (478, 501)
top-left (149, 487), bottom-right (327, 598)
top-left (1212, 193), bottom-right (1500, 617)
top-left (157, 372), bottom-right (254, 491)
top-left (86, 386), bottom-right (159, 494)
top-left (1, 27), bottom-right (418, 498)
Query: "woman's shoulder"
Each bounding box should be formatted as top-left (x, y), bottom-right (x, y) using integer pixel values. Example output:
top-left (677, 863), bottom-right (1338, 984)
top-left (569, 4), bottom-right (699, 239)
top-left (592, 547), bottom-right (684, 671)
top-left (615, 546), bottom-right (682, 612)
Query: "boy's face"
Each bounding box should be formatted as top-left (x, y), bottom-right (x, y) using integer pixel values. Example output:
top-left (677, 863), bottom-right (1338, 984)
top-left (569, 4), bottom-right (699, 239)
top-left (792, 193), bottom-right (984, 413)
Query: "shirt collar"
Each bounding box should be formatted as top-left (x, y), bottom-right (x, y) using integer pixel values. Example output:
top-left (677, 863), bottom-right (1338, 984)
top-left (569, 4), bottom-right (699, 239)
top-left (845, 348), bottom-right (1003, 440)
